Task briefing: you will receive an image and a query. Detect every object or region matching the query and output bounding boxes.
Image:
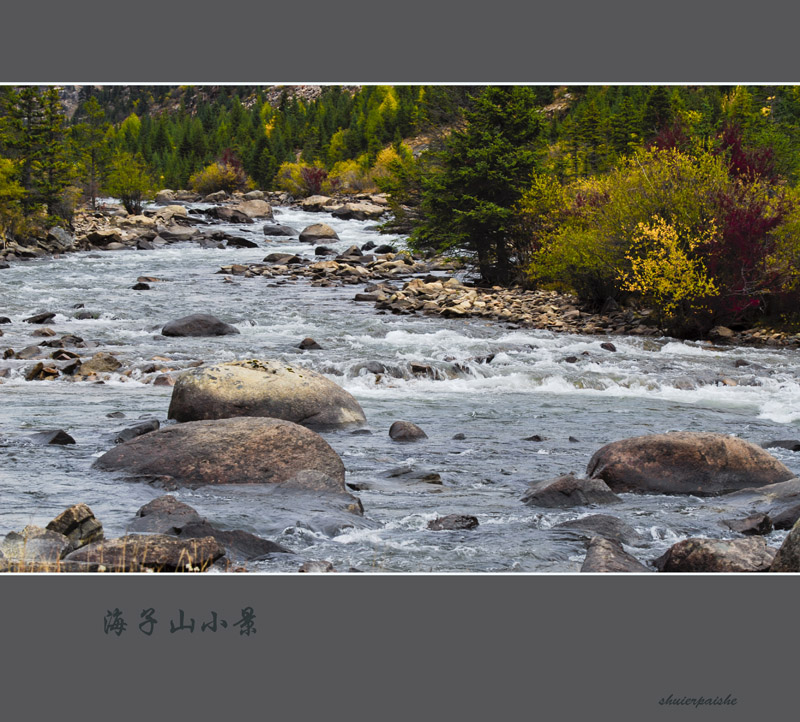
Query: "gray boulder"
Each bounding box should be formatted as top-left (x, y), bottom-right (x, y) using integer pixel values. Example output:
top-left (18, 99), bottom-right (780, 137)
top-left (299, 223), bottom-right (339, 243)
top-left (93, 417), bottom-right (348, 492)
top-left (161, 314), bottom-right (240, 337)
top-left (167, 359), bottom-right (366, 429)
top-left (587, 432), bottom-right (794, 495)
top-left (653, 537), bottom-right (777, 572)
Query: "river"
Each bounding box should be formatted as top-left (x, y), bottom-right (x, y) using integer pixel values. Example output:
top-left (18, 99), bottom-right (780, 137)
top-left (2, 202), bottom-right (799, 572)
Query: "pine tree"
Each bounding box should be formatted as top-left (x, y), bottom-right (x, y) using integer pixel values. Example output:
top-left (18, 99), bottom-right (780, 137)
top-left (412, 86), bottom-right (544, 284)
top-left (71, 95), bottom-right (110, 209)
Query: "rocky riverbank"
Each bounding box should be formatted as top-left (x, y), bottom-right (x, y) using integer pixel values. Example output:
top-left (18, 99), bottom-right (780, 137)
top-left (2, 190), bottom-right (799, 350)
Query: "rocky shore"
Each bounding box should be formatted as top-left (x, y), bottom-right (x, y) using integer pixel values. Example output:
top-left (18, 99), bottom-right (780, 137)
top-left (1, 189), bottom-right (798, 350)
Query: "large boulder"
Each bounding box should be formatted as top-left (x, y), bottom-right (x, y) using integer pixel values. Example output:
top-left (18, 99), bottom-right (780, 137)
top-left (300, 195), bottom-right (334, 212)
top-left (330, 202), bottom-right (385, 221)
top-left (299, 223), bottom-right (339, 243)
top-left (654, 537), bottom-right (777, 572)
top-left (234, 199), bottom-right (273, 219)
top-left (161, 313), bottom-right (240, 337)
top-left (155, 189), bottom-right (176, 204)
top-left (92, 416), bottom-right (347, 491)
top-left (46, 227), bottom-right (75, 251)
top-left (586, 432), bottom-right (794, 496)
top-left (167, 359), bottom-right (366, 429)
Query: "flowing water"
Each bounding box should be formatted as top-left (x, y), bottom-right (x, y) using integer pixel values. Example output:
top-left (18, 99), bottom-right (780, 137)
top-left (2, 203), bottom-right (800, 572)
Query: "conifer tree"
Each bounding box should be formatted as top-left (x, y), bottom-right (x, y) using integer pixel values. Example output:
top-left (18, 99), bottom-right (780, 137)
top-left (412, 86), bottom-right (544, 284)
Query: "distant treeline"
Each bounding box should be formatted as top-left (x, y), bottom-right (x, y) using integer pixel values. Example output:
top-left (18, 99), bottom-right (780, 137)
top-left (4, 84), bottom-right (800, 335)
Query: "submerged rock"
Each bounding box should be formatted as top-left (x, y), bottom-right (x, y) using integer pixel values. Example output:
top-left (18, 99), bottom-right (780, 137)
top-left (93, 417), bottom-right (348, 492)
top-left (553, 514), bottom-right (645, 547)
top-left (176, 521), bottom-right (291, 560)
top-left (167, 359), bottom-right (366, 429)
top-left (428, 514), bottom-right (479, 531)
top-left (161, 313), bottom-right (240, 337)
top-left (587, 432), bottom-right (793, 496)
top-left (521, 473), bottom-right (621, 508)
top-left (29, 429), bottom-right (76, 445)
top-left (717, 478), bottom-right (800, 530)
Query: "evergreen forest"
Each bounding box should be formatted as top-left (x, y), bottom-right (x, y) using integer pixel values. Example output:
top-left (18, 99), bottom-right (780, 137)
top-left (3, 84), bottom-right (800, 336)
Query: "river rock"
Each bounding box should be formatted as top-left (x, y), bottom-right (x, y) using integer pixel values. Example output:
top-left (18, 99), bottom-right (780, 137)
top-left (299, 561), bottom-right (336, 573)
top-left (46, 227), bottom-right (75, 251)
top-left (300, 195), bottom-right (334, 212)
top-left (93, 417), bottom-right (347, 491)
top-left (155, 189), bottom-right (176, 204)
top-left (653, 537), bottom-right (777, 572)
top-left (521, 473), bottom-right (621, 508)
top-left (77, 352), bottom-right (122, 375)
top-left (64, 534), bottom-right (224, 572)
top-left (762, 439), bottom-right (800, 452)
top-left (128, 495), bottom-right (203, 533)
top-left (161, 313), bottom-right (240, 337)
top-left (580, 537), bottom-right (651, 572)
top-left (586, 432), bottom-right (794, 496)
top-left (299, 223), bottom-right (339, 243)
top-left (428, 514), bottom-right (478, 531)
top-left (234, 199), bottom-right (273, 219)
top-left (29, 429), bottom-right (76, 445)
top-left (167, 359), bottom-right (366, 429)
top-left (203, 190), bottom-right (228, 202)
top-left (46, 503), bottom-right (103, 549)
top-left (330, 202), bottom-right (385, 221)
top-left (208, 206), bottom-right (253, 223)
top-left (298, 337), bottom-right (322, 350)
top-left (769, 520), bottom-right (800, 572)
top-left (114, 419), bottom-right (160, 444)
top-left (715, 478), bottom-right (800, 530)
top-left (720, 512), bottom-right (773, 536)
top-left (553, 514), bottom-right (645, 546)
top-left (225, 236), bottom-right (259, 249)
top-left (176, 520), bottom-right (291, 560)
top-left (1, 526), bottom-right (73, 563)
top-left (389, 420), bottom-right (428, 442)
top-left (25, 311), bottom-right (56, 324)
top-left (263, 223), bottom-right (298, 237)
